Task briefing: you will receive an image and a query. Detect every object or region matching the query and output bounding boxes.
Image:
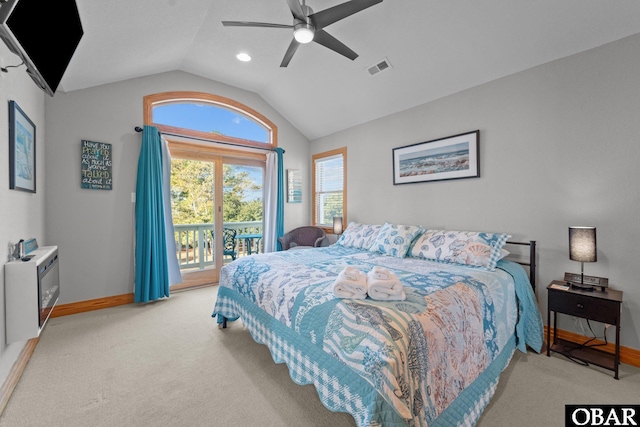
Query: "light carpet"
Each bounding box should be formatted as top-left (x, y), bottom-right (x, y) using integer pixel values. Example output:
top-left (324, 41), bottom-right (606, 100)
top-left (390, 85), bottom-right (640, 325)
top-left (1, 285), bottom-right (638, 427)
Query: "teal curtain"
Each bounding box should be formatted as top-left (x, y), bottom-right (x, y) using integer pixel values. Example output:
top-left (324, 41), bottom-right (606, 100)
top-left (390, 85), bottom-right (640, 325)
top-left (275, 147), bottom-right (285, 251)
top-left (134, 125), bottom-right (170, 303)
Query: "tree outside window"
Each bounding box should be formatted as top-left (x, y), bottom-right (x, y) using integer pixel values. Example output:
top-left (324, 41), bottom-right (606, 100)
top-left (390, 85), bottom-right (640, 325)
top-left (170, 159), bottom-right (262, 225)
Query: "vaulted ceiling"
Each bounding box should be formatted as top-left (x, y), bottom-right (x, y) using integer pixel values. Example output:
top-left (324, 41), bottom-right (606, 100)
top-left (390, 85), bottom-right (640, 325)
top-left (60, 0), bottom-right (640, 140)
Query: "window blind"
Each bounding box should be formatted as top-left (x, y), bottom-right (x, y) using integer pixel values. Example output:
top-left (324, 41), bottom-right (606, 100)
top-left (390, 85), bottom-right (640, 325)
top-left (314, 154), bottom-right (344, 226)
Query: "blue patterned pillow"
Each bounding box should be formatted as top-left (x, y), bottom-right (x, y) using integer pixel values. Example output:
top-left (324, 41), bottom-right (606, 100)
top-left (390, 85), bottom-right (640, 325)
top-left (335, 222), bottom-right (383, 250)
top-left (369, 222), bottom-right (422, 258)
top-left (409, 229), bottom-right (511, 270)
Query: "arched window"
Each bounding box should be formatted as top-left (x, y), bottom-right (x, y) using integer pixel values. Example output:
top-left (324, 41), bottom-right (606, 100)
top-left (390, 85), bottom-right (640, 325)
top-left (143, 92), bottom-right (277, 149)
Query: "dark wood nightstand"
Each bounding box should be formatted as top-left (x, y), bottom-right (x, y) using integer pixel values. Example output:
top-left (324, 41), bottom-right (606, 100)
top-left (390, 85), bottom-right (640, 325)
top-left (547, 280), bottom-right (623, 379)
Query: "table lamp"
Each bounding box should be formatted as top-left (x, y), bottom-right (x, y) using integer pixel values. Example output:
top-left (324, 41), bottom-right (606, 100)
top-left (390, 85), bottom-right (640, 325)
top-left (333, 217), bottom-right (343, 236)
top-left (569, 226), bottom-right (597, 290)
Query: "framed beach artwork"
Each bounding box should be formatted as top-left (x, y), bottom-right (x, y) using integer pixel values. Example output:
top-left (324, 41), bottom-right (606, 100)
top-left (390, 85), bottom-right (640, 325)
top-left (8, 100), bottom-right (36, 193)
top-left (392, 130), bottom-right (479, 185)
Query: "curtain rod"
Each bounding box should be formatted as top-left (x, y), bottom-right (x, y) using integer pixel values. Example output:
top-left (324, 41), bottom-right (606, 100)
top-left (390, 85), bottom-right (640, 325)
top-left (134, 126), bottom-right (283, 153)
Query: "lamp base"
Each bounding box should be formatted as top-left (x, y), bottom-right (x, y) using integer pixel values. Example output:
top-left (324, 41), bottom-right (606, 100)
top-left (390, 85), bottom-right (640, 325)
top-left (570, 282), bottom-right (595, 291)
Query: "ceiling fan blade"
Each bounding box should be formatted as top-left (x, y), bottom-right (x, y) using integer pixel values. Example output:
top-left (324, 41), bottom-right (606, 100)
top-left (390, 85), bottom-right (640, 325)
top-left (313, 29), bottom-right (358, 60)
top-left (222, 21), bottom-right (292, 29)
top-left (285, 0), bottom-right (306, 21)
top-left (309, 0), bottom-right (382, 30)
top-left (280, 39), bottom-right (301, 67)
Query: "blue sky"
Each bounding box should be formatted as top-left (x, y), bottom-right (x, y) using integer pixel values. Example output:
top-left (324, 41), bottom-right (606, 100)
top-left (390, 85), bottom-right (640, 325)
top-left (154, 103), bottom-right (268, 143)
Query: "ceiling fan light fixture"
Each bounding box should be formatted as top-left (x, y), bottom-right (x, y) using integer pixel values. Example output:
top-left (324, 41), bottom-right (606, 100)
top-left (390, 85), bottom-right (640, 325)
top-left (236, 52), bottom-right (252, 62)
top-left (293, 23), bottom-right (314, 44)
top-left (221, 0), bottom-right (383, 66)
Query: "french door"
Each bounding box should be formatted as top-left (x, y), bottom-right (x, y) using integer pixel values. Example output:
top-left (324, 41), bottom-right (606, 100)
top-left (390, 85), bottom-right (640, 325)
top-left (168, 140), bottom-right (265, 289)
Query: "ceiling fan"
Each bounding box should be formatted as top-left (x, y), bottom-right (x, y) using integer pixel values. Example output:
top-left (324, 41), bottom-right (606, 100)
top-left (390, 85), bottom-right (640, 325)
top-left (222, 0), bottom-right (383, 67)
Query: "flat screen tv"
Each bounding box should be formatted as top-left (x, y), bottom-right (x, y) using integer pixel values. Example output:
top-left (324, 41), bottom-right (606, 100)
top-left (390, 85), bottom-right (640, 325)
top-left (0, 0), bottom-right (83, 96)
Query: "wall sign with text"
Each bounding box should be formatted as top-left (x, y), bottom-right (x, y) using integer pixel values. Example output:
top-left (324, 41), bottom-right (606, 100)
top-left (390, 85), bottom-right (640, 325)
top-left (81, 140), bottom-right (112, 190)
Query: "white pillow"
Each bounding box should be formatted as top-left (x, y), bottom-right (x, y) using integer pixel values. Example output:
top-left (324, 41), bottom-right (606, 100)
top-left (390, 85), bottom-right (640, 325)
top-left (409, 229), bottom-right (511, 271)
top-left (369, 222), bottom-right (422, 258)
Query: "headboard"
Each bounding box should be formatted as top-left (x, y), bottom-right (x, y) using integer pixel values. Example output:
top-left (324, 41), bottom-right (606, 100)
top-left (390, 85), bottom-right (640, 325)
top-left (504, 240), bottom-right (537, 293)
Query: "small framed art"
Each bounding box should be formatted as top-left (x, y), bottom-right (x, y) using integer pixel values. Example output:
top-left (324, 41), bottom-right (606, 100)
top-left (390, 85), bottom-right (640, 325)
top-left (8, 100), bottom-right (36, 193)
top-left (392, 130), bottom-right (479, 185)
top-left (287, 169), bottom-right (302, 203)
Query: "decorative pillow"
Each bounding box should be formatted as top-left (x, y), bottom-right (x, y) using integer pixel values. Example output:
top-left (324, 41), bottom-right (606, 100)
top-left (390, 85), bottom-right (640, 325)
top-left (369, 222), bottom-right (422, 258)
top-left (409, 230), bottom-right (511, 271)
top-left (335, 222), bottom-right (383, 250)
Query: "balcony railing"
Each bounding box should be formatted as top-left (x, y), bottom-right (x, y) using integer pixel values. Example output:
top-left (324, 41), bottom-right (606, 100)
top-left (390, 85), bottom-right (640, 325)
top-left (174, 221), bottom-right (263, 271)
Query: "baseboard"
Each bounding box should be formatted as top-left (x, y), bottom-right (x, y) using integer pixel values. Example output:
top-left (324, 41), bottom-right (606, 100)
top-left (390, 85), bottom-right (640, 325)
top-left (0, 338), bottom-right (39, 416)
top-left (50, 293), bottom-right (134, 318)
top-left (49, 285), bottom-right (213, 317)
top-left (545, 326), bottom-right (640, 368)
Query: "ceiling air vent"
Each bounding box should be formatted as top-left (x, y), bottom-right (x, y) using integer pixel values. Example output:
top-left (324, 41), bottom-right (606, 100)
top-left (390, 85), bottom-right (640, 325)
top-left (367, 58), bottom-right (392, 76)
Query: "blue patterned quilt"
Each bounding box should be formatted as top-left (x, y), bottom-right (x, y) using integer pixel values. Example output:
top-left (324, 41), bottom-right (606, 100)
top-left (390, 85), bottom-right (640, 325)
top-left (212, 246), bottom-right (543, 426)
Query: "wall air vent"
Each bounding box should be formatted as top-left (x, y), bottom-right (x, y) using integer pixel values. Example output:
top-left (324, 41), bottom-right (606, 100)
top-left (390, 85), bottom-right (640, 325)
top-left (366, 58), bottom-right (392, 76)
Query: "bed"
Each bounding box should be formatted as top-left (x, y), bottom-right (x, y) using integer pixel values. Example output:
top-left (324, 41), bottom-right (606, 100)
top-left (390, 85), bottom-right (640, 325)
top-left (212, 223), bottom-right (544, 426)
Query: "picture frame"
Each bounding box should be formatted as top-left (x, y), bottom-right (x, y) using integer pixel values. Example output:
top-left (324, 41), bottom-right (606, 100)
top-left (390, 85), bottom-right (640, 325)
top-left (81, 140), bottom-right (113, 190)
top-left (8, 100), bottom-right (36, 193)
top-left (392, 130), bottom-right (479, 185)
top-left (287, 169), bottom-right (302, 203)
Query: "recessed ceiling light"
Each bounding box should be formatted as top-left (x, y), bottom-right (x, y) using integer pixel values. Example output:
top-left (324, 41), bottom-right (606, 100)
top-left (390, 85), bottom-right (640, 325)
top-left (236, 53), bottom-right (251, 62)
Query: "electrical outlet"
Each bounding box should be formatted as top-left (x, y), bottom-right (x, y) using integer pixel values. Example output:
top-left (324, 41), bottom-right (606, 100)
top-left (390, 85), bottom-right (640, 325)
top-left (131, 192), bottom-right (136, 203)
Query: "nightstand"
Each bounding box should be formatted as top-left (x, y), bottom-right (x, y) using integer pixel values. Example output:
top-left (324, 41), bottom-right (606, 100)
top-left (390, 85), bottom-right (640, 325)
top-left (547, 280), bottom-right (623, 379)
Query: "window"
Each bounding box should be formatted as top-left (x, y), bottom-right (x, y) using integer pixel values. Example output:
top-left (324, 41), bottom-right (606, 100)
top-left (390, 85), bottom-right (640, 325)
top-left (154, 103), bottom-right (269, 143)
top-left (312, 147), bottom-right (346, 228)
top-left (143, 92), bottom-right (277, 149)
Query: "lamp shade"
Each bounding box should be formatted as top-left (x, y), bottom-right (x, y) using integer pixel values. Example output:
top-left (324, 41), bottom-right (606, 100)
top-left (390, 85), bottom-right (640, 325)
top-left (333, 216), bottom-right (343, 235)
top-left (569, 226), bottom-right (597, 262)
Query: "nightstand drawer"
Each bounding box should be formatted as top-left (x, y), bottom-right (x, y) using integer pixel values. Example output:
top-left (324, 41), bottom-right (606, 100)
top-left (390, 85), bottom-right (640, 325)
top-left (548, 290), bottom-right (619, 324)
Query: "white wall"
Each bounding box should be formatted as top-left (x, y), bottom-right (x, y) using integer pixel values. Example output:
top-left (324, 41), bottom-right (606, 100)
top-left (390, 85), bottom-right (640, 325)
top-left (311, 34), bottom-right (640, 351)
top-left (0, 44), bottom-right (47, 386)
top-left (44, 71), bottom-right (310, 304)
